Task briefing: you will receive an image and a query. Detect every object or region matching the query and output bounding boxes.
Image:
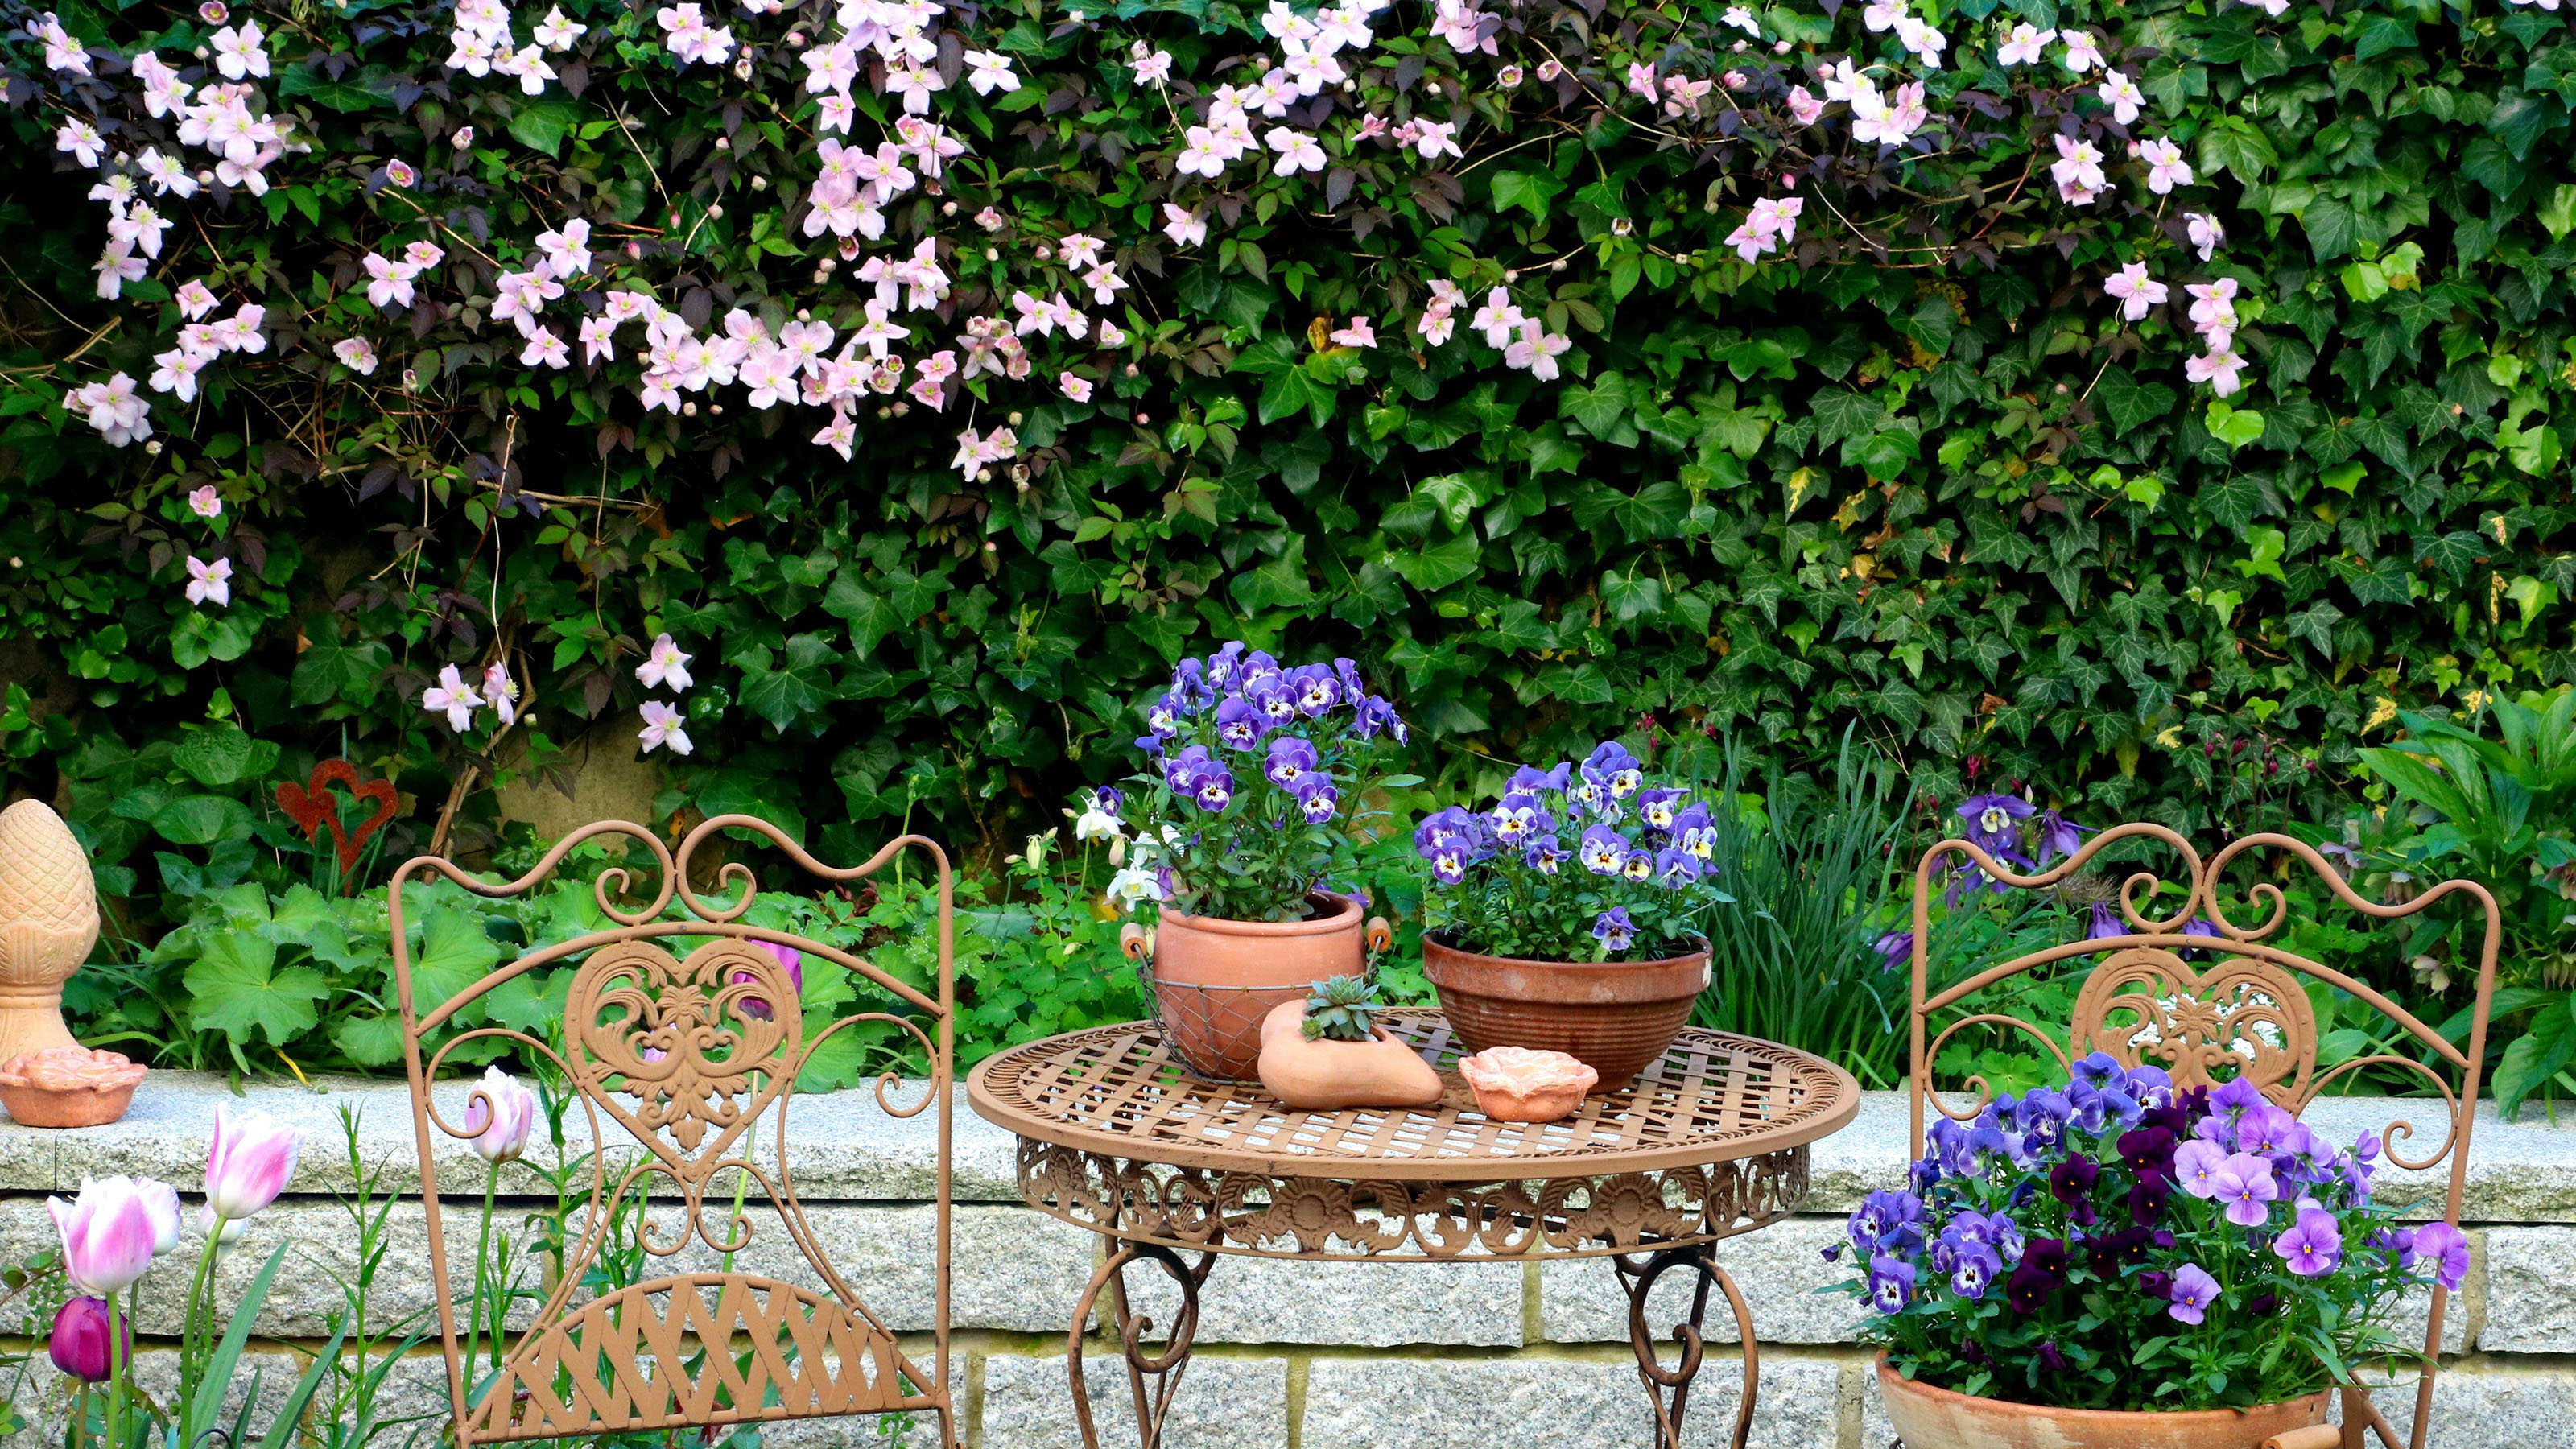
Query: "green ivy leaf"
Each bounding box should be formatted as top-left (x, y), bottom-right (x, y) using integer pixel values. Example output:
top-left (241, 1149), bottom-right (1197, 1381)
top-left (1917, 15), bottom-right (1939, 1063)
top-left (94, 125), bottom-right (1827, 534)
top-left (508, 97), bottom-right (583, 158)
top-left (2095, 369), bottom-right (2177, 437)
top-left (153, 795), bottom-right (254, 847)
top-left (738, 632), bottom-right (843, 730)
top-left (2204, 402), bottom-right (2267, 450)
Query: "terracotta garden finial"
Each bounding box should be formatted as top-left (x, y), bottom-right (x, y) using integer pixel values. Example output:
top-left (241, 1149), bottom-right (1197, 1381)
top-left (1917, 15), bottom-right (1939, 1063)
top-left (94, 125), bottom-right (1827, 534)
top-left (0, 800), bottom-right (97, 1063)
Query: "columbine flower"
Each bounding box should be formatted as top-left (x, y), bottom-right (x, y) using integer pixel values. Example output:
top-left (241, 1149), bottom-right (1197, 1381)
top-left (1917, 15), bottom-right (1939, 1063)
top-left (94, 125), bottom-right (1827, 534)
top-left (423, 664), bottom-right (481, 731)
top-left (183, 555), bottom-right (233, 607)
top-left (637, 633), bottom-right (694, 691)
top-left (638, 700), bottom-right (692, 754)
top-left (187, 485), bottom-right (223, 519)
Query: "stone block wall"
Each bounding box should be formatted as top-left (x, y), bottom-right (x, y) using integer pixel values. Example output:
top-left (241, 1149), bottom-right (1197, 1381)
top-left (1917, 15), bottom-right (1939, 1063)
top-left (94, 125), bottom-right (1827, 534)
top-left (4, 1077), bottom-right (2570, 1449)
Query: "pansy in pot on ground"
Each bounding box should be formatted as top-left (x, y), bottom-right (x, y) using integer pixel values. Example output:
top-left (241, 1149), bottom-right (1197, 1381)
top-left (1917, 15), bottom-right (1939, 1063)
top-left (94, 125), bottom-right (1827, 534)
top-left (1104, 643), bottom-right (1410, 1081)
top-left (1844, 1054), bottom-right (2454, 1446)
top-left (1414, 742), bottom-right (1733, 1087)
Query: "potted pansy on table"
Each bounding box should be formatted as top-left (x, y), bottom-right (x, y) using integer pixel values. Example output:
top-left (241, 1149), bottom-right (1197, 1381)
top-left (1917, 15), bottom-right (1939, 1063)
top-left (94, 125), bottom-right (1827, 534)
top-left (1413, 743), bottom-right (1728, 1087)
top-left (1103, 643), bottom-right (1413, 1080)
top-left (1846, 1056), bottom-right (2465, 1449)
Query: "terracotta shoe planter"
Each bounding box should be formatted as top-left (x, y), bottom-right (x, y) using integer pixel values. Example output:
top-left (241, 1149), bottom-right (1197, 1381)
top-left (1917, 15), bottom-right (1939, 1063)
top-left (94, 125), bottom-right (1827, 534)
top-left (1123, 894), bottom-right (1391, 1081)
top-left (1254, 1000), bottom-right (1443, 1110)
top-left (1876, 1356), bottom-right (2330, 1449)
top-left (1422, 934), bottom-right (1710, 1088)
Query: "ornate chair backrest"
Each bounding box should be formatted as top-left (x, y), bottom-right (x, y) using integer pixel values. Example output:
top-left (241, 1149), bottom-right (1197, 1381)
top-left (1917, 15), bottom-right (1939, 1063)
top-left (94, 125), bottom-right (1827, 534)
top-left (392, 815), bottom-right (956, 1448)
top-left (1907, 824), bottom-right (2500, 1449)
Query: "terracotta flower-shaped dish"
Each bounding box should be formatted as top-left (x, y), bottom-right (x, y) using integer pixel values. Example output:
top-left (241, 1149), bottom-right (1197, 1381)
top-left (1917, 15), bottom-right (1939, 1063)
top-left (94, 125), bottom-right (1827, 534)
top-left (1457, 1046), bottom-right (1600, 1122)
top-left (0, 1046), bottom-right (147, 1128)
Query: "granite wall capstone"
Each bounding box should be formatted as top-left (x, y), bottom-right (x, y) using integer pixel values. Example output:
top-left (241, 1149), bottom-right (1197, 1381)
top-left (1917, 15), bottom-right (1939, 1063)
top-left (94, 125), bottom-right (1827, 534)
top-left (5, 1076), bottom-right (2569, 1449)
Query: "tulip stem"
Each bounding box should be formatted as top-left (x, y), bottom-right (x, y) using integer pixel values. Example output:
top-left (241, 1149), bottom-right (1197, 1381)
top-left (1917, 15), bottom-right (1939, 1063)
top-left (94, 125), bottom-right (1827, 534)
top-left (176, 1226), bottom-right (222, 1430)
top-left (469, 1163), bottom-right (502, 1383)
top-left (104, 1294), bottom-right (125, 1449)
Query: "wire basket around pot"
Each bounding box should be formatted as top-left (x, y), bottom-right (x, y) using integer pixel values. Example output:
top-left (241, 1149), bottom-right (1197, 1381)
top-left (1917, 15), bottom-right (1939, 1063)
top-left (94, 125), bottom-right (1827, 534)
top-left (1421, 932), bottom-right (1711, 1088)
top-left (1121, 894), bottom-right (1390, 1083)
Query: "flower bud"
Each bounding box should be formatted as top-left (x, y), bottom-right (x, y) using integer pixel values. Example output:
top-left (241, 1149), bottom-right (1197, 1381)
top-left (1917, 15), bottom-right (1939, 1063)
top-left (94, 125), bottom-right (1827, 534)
top-left (48, 1298), bottom-right (124, 1385)
top-left (683, 402), bottom-right (698, 416)
top-left (716, 136), bottom-right (731, 150)
top-left (453, 126), bottom-right (474, 149)
top-left (1007, 410), bottom-right (1024, 424)
top-left (707, 204), bottom-right (724, 219)
top-left (462, 1067), bottom-right (539, 1164)
top-left (751, 175), bottom-right (767, 190)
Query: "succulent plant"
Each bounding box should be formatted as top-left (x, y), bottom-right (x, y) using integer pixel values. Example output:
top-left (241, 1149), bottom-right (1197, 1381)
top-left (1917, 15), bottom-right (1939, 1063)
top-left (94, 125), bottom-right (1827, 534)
top-left (1301, 975), bottom-right (1381, 1042)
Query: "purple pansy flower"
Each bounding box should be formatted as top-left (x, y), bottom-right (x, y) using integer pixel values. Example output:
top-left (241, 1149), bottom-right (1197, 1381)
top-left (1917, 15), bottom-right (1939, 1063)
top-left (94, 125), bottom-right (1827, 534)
top-left (1524, 837), bottom-right (1567, 873)
top-left (1245, 677), bottom-right (1298, 725)
top-left (1951, 1244), bottom-right (2000, 1300)
top-left (1212, 696), bottom-right (1268, 750)
top-left (1286, 663), bottom-right (1342, 716)
top-left (1294, 778), bottom-right (1339, 824)
top-left (2165, 1263), bottom-right (2219, 1324)
top-left (2412, 1221), bottom-right (2469, 1291)
top-left (1868, 1253), bottom-right (1914, 1315)
top-left (2211, 1153), bottom-right (2280, 1227)
top-left (1577, 824), bottom-right (1628, 875)
top-left (1264, 734), bottom-right (1319, 788)
top-left (1636, 786), bottom-right (1688, 831)
top-left (1592, 907), bottom-right (1637, 953)
top-left (2273, 1208), bottom-right (2343, 1277)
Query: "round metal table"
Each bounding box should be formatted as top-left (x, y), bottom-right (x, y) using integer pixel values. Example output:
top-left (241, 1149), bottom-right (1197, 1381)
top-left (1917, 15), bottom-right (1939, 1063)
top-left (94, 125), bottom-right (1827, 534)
top-left (966, 1009), bottom-right (1860, 1449)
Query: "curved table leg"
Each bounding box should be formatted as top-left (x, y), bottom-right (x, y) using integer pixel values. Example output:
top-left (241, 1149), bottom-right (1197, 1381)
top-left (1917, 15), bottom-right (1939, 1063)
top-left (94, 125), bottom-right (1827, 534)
top-left (1066, 1243), bottom-right (1217, 1449)
top-left (1615, 1244), bottom-right (1759, 1449)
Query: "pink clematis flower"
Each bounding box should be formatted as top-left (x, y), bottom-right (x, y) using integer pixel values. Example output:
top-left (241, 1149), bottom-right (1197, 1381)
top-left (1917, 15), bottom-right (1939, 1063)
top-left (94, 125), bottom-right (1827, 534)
top-left (638, 700), bottom-right (692, 755)
top-left (184, 555), bottom-right (232, 607)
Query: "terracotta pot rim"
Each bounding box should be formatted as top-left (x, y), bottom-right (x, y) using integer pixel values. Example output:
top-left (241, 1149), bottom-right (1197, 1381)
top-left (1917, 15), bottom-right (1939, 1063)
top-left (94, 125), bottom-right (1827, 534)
top-left (1159, 892), bottom-right (1360, 937)
top-left (1421, 930), bottom-right (1709, 971)
top-left (1872, 1354), bottom-right (2331, 1423)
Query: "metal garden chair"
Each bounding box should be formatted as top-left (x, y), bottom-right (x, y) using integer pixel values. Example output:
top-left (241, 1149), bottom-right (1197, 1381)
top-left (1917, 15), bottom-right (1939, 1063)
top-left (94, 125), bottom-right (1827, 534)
top-left (393, 815), bottom-right (959, 1448)
top-left (1907, 824), bottom-right (2501, 1449)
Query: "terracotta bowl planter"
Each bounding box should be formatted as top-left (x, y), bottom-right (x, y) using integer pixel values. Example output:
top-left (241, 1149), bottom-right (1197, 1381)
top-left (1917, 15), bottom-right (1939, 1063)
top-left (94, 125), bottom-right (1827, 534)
top-left (1422, 934), bottom-right (1710, 1088)
top-left (0, 1045), bottom-right (147, 1128)
top-left (1122, 894), bottom-right (1391, 1082)
top-left (1876, 1356), bottom-right (2330, 1449)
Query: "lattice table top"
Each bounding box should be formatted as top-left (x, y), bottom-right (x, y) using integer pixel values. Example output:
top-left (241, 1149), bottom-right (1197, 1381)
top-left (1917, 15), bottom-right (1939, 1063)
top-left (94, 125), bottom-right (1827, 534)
top-left (966, 1010), bottom-right (1859, 1182)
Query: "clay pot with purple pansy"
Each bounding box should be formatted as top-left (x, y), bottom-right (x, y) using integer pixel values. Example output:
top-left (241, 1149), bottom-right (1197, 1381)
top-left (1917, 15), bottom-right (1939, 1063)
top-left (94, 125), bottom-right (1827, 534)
top-left (1876, 1357), bottom-right (2330, 1449)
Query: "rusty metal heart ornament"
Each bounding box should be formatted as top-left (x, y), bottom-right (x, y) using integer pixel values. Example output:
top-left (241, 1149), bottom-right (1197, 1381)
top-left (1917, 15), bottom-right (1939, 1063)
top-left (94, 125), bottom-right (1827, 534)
top-left (277, 759), bottom-right (400, 877)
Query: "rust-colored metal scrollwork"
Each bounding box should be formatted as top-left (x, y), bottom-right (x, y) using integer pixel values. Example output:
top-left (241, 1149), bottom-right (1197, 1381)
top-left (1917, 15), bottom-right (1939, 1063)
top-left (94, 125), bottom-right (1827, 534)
top-left (1616, 1243), bottom-right (1758, 1449)
top-left (1907, 824), bottom-right (2504, 1449)
top-left (391, 815), bottom-right (961, 1449)
top-left (1067, 1244), bottom-right (1216, 1449)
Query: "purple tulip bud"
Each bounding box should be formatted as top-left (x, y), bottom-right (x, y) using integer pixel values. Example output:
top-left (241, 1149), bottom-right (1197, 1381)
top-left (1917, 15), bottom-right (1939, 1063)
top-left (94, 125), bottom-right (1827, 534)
top-left (48, 1297), bottom-right (125, 1385)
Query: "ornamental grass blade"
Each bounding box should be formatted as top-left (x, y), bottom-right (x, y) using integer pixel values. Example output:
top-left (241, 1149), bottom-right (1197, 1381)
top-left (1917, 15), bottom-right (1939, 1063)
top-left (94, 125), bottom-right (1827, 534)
top-left (254, 1322), bottom-right (345, 1449)
top-left (191, 1240), bottom-right (292, 1435)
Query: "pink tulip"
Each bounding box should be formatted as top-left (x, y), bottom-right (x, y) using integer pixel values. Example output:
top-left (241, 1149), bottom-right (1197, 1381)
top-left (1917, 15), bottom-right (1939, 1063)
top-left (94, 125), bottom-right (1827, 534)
top-left (204, 1104), bottom-right (303, 1222)
top-left (47, 1178), bottom-right (165, 1294)
top-left (47, 1297), bottom-right (126, 1384)
top-left (733, 939), bottom-right (804, 1022)
top-left (138, 1178), bottom-right (182, 1254)
top-left (462, 1066), bottom-right (539, 1164)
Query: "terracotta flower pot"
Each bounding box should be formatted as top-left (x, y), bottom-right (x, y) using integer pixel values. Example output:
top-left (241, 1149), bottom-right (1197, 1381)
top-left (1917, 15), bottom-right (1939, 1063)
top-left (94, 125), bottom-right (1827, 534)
top-left (1422, 933), bottom-right (1710, 1088)
top-left (1253, 1000), bottom-right (1443, 1110)
top-left (1876, 1356), bottom-right (2330, 1449)
top-left (1122, 894), bottom-right (1391, 1082)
